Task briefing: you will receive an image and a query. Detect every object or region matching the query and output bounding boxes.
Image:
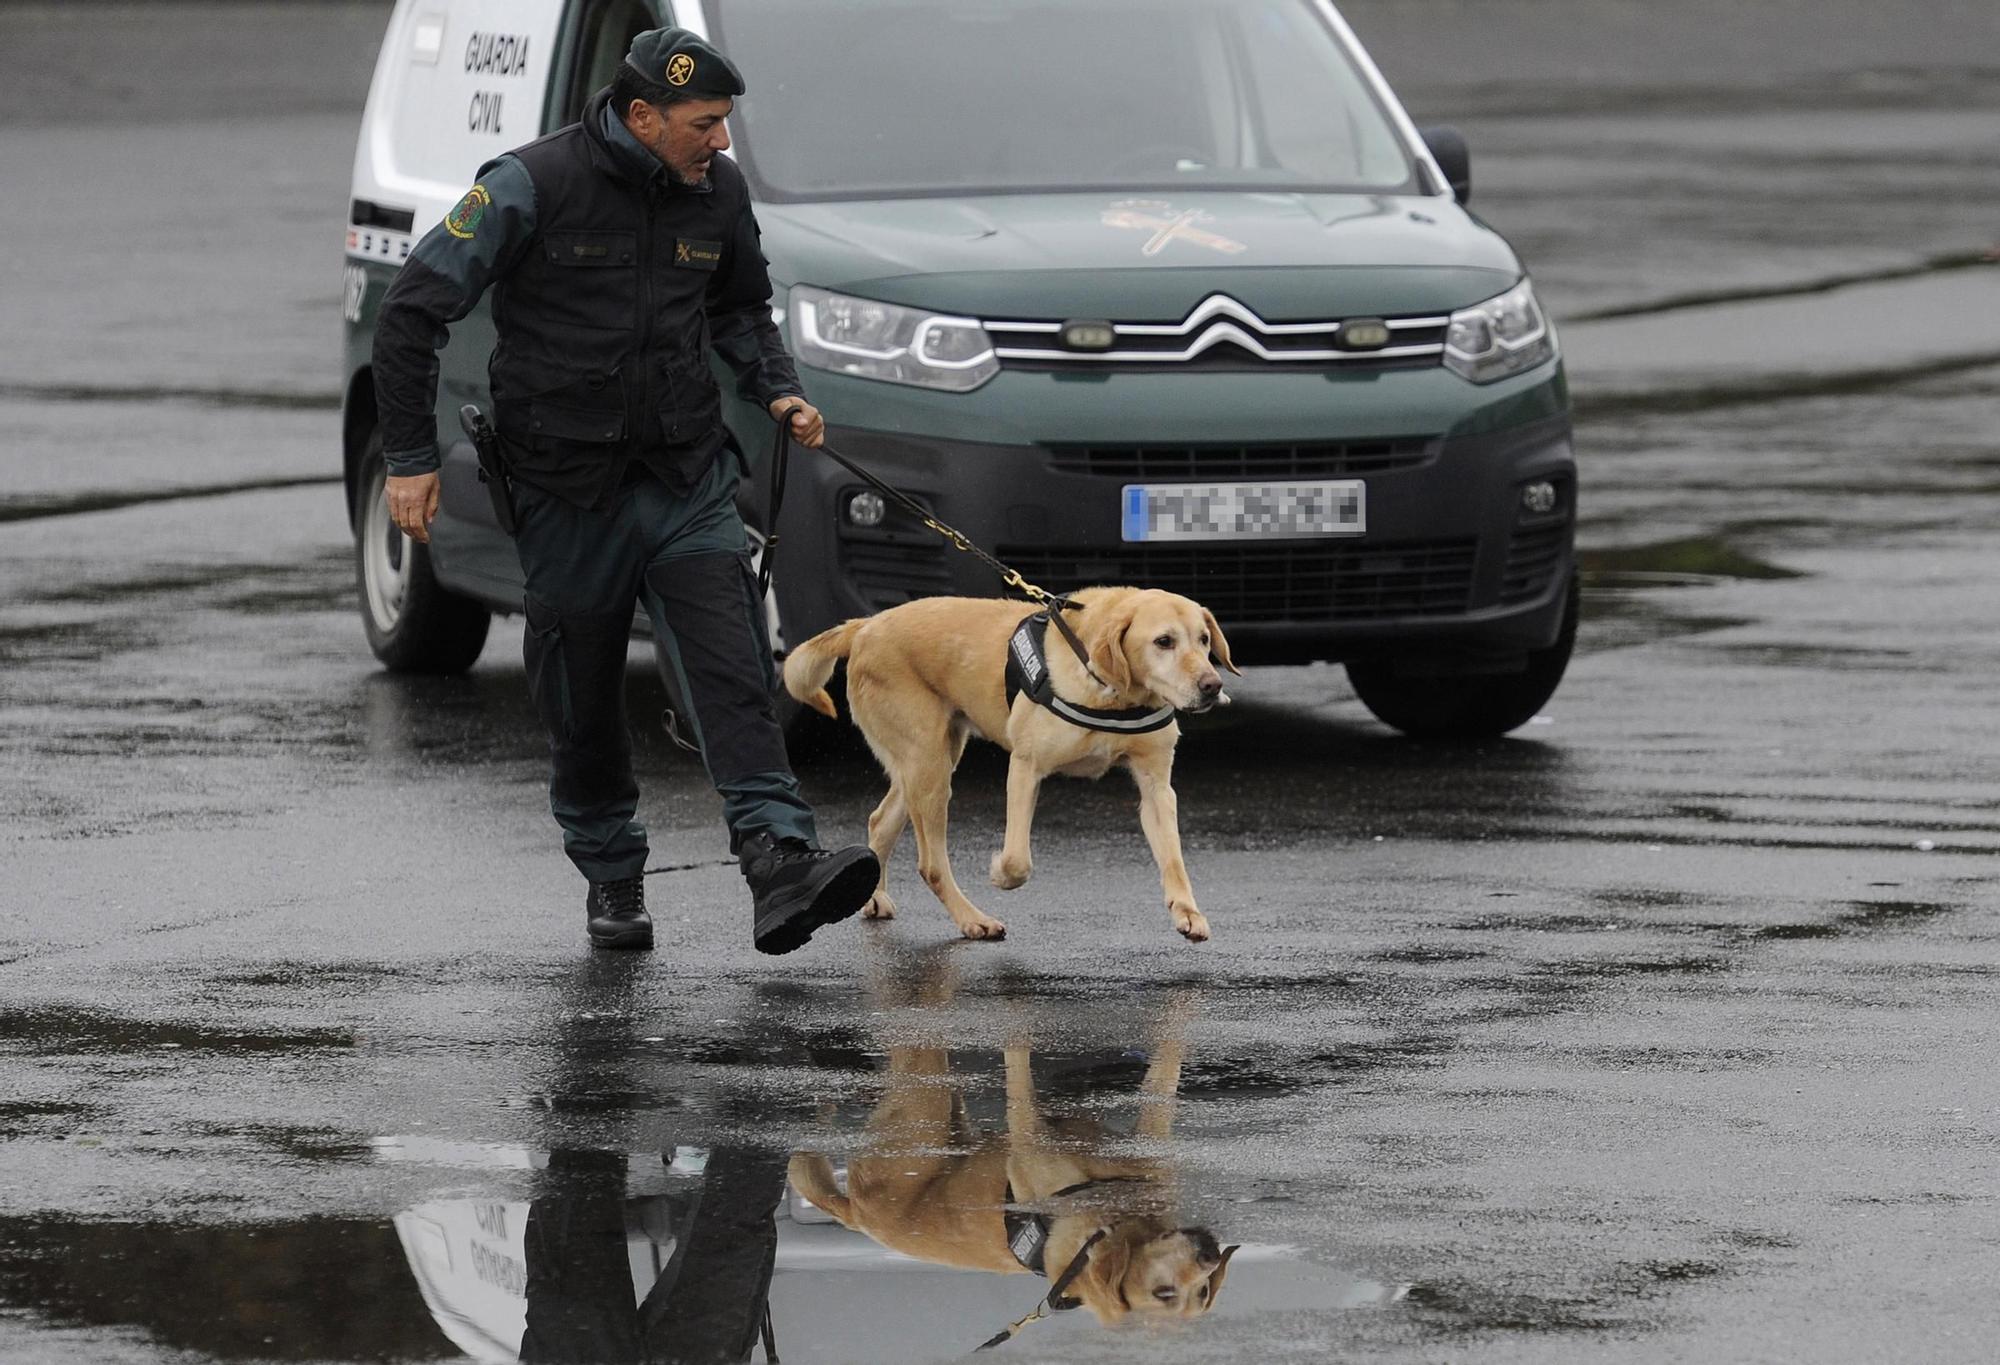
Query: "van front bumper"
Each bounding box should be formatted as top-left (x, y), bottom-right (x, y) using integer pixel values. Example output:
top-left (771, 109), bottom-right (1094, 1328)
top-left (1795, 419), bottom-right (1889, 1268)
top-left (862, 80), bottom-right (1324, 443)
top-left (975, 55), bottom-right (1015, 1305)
top-left (769, 403), bottom-right (1574, 668)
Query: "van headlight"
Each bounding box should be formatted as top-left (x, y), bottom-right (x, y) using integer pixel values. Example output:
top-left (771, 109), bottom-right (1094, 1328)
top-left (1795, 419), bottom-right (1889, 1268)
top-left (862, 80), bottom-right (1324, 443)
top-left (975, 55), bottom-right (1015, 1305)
top-left (789, 286), bottom-right (999, 392)
top-left (1443, 279), bottom-right (1556, 384)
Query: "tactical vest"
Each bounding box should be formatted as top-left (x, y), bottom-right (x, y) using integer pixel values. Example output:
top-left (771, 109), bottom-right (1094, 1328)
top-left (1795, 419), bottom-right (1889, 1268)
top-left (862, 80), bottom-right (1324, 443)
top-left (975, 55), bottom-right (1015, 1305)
top-left (491, 87), bottom-right (742, 499)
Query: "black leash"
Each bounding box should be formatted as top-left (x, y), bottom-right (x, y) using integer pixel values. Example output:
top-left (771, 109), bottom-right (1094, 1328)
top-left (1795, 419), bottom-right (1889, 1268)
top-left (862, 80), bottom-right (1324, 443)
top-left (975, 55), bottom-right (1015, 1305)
top-left (974, 1227), bottom-right (1107, 1352)
top-left (763, 419), bottom-right (1109, 685)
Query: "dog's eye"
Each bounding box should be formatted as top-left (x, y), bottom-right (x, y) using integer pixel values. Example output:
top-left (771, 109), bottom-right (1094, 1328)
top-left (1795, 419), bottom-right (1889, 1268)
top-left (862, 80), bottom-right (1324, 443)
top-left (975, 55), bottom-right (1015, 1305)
top-left (1153, 634), bottom-right (1174, 650)
top-left (1200, 633), bottom-right (1210, 647)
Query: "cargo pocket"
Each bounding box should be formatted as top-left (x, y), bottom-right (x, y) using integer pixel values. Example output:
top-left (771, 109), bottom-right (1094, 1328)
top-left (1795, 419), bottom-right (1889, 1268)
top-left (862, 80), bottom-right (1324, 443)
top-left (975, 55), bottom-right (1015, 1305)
top-left (657, 357), bottom-right (723, 446)
top-left (522, 593), bottom-right (574, 743)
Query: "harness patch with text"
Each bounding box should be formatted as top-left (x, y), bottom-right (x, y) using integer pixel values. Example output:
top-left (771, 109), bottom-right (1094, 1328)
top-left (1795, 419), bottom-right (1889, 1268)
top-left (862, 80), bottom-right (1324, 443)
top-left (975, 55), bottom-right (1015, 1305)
top-left (674, 237), bottom-right (722, 269)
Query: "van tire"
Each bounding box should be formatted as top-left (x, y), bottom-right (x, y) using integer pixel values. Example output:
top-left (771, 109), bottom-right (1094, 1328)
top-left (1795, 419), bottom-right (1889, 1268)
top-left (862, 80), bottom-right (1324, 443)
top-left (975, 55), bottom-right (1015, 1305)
top-left (355, 436), bottom-right (491, 674)
top-left (1346, 571), bottom-right (1578, 739)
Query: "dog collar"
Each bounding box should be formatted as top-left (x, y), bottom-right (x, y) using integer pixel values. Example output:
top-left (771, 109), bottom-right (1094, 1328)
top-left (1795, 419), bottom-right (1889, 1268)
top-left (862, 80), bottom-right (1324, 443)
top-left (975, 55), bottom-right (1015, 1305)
top-left (1005, 613), bottom-right (1177, 735)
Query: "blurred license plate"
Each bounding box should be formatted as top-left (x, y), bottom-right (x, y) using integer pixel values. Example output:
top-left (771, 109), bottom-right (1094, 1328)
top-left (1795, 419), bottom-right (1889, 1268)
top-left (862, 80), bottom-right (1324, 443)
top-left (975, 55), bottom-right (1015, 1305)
top-left (1121, 480), bottom-right (1366, 542)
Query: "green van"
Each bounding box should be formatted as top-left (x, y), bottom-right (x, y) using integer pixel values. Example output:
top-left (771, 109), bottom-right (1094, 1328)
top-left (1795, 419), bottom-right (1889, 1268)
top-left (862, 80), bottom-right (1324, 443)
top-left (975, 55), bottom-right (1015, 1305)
top-left (342, 0), bottom-right (1575, 738)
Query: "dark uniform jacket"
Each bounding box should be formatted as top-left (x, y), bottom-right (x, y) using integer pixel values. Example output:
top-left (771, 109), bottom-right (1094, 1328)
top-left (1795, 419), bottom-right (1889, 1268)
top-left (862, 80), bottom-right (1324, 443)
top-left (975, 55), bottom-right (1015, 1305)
top-left (374, 87), bottom-right (804, 507)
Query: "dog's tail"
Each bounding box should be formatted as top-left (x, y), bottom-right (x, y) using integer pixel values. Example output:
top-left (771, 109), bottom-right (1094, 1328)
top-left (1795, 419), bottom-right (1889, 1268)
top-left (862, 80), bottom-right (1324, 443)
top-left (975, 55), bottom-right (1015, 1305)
top-left (787, 1152), bottom-right (856, 1227)
top-left (782, 618), bottom-right (864, 719)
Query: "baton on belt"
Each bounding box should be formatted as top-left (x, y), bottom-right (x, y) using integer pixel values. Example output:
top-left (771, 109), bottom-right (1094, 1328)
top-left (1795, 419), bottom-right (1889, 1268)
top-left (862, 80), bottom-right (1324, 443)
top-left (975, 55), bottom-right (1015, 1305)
top-left (458, 405), bottom-right (517, 536)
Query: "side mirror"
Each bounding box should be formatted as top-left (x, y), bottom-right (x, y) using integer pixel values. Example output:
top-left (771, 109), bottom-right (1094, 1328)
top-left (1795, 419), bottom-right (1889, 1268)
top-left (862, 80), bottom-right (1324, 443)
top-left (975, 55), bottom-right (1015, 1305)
top-left (1419, 126), bottom-right (1470, 205)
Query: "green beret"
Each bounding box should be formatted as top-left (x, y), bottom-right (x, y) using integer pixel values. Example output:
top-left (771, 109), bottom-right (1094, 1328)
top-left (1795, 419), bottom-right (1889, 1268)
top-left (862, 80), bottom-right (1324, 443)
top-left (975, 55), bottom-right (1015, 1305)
top-left (624, 27), bottom-right (746, 99)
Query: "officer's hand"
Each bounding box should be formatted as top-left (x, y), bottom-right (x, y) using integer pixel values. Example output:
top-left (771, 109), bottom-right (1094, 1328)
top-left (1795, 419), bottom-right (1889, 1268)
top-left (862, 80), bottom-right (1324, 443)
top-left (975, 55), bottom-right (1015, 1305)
top-left (386, 472), bottom-right (441, 544)
top-left (769, 396), bottom-right (824, 449)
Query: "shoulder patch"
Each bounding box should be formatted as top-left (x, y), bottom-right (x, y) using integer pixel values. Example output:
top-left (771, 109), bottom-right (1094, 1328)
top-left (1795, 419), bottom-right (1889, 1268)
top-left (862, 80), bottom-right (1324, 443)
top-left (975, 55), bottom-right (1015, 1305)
top-left (443, 185), bottom-right (492, 240)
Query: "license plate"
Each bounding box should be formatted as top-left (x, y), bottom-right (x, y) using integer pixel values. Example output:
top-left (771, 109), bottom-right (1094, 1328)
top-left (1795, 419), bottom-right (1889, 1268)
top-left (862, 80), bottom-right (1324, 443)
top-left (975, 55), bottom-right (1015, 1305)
top-left (1121, 480), bottom-right (1366, 542)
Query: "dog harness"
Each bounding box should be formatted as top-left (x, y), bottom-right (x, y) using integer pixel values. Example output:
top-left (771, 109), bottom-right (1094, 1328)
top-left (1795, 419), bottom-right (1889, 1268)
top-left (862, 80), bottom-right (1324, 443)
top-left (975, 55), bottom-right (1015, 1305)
top-left (1002, 1176), bottom-right (1151, 1277)
top-left (1005, 613), bottom-right (1177, 735)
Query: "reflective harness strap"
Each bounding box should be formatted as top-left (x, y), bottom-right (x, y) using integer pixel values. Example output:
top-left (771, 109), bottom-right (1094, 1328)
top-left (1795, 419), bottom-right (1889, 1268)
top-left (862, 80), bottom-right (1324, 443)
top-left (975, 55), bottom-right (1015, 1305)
top-left (1007, 613), bottom-right (1177, 735)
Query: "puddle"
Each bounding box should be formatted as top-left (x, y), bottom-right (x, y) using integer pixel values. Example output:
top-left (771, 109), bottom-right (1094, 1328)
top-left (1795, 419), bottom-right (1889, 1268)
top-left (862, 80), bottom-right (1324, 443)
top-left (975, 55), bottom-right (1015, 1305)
top-left (0, 1008), bottom-right (353, 1055)
top-left (1747, 899), bottom-right (1956, 942)
top-left (0, 1216), bottom-right (456, 1362)
top-left (0, 1015), bottom-right (1404, 1365)
top-left (0, 1145), bottom-right (1397, 1365)
top-left (1405, 1256), bottom-right (1734, 1337)
top-left (1575, 535), bottom-right (1803, 652)
top-left (0, 1101), bottom-right (101, 1138)
top-left (1581, 535), bottom-right (1806, 587)
top-left (0, 619), bottom-right (155, 666)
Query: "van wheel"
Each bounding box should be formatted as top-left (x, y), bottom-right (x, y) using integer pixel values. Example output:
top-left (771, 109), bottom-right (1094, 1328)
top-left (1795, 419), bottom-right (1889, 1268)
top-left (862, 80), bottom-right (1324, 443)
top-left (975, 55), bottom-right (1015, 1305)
top-left (355, 437), bottom-right (491, 673)
top-left (1346, 571), bottom-right (1578, 739)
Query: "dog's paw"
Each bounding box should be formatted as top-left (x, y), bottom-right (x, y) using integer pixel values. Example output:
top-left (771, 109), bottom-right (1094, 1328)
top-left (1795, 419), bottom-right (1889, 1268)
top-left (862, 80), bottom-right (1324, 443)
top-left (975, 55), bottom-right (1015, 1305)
top-left (862, 890), bottom-right (897, 920)
top-left (1171, 904), bottom-right (1211, 943)
top-left (958, 912), bottom-right (1008, 941)
top-left (989, 850), bottom-right (1032, 890)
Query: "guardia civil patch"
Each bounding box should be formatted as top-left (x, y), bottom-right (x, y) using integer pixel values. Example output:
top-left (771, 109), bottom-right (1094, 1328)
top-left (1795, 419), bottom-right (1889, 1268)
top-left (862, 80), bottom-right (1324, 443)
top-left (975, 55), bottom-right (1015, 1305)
top-left (444, 185), bottom-right (492, 240)
top-left (666, 53), bottom-right (695, 86)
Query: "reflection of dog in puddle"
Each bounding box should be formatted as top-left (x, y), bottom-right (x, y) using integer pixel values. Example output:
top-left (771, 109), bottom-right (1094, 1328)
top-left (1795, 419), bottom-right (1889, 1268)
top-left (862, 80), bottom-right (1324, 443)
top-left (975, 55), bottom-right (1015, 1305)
top-left (788, 980), bottom-right (1234, 1328)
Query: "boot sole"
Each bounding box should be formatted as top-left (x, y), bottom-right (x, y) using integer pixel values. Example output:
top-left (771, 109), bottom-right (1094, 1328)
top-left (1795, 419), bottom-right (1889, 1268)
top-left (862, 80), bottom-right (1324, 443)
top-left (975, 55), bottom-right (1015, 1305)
top-left (753, 849), bottom-right (880, 956)
top-left (589, 926), bottom-right (654, 950)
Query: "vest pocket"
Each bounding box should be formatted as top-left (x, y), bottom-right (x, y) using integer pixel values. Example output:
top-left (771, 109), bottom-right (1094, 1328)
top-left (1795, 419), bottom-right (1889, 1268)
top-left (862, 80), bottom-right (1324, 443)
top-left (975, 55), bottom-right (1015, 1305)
top-left (657, 356), bottom-right (722, 445)
top-left (526, 399), bottom-right (625, 444)
top-left (501, 369), bottom-right (629, 461)
top-left (536, 230), bottom-right (639, 331)
top-left (542, 230), bottom-right (637, 268)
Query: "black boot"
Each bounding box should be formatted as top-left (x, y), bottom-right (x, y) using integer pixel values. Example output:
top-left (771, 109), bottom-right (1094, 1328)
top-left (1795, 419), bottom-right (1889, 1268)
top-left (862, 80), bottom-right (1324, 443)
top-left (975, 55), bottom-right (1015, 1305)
top-left (738, 834), bottom-right (879, 956)
top-left (585, 875), bottom-right (653, 951)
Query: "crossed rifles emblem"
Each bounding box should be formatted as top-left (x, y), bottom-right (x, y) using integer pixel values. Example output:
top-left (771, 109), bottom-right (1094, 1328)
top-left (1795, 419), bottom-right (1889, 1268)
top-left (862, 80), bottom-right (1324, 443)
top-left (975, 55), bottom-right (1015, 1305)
top-left (1100, 200), bottom-right (1248, 257)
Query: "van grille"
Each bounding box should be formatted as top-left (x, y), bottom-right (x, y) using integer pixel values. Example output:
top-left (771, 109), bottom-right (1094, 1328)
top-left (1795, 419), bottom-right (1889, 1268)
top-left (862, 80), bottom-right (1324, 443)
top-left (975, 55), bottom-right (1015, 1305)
top-left (983, 294), bottom-right (1448, 370)
top-left (1045, 438), bottom-right (1434, 481)
top-left (841, 538), bottom-right (955, 609)
top-left (995, 539), bottom-right (1478, 624)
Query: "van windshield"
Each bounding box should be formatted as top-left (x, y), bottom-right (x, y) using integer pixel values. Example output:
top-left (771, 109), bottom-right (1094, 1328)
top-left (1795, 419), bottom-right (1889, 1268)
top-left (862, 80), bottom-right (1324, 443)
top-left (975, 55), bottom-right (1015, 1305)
top-left (705, 0), bottom-right (1418, 201)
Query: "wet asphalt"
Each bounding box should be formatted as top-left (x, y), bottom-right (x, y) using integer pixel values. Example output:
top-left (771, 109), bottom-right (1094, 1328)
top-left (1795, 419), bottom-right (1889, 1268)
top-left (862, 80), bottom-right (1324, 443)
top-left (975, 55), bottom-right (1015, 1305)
top-left (2, 3), bottom-right (1998, 1363)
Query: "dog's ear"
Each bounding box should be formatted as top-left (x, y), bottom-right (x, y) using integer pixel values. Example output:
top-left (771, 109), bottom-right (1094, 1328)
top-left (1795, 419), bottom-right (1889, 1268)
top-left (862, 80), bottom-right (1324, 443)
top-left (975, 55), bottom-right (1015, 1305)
top-left (1087, 600), bottom-right (1137, 694)
top-left (1202, 1243), bottom-right (1240, 1308)
top-left (1079, 1232), bottom-right (1135, 1324)
top-left (1200, 607), bottom-right (1240, 676)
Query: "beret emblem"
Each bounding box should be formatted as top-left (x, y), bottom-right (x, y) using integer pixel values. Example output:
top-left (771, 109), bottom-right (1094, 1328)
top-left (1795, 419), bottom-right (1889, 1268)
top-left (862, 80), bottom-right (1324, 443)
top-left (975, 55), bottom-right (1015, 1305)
top-left (666, 53), bottom-right (695, 86)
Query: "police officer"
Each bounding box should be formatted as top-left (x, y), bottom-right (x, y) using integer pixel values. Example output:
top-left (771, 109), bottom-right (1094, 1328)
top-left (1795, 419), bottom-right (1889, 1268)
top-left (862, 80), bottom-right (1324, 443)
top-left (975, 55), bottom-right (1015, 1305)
top-left (371, 27), bottom-right (878, 955)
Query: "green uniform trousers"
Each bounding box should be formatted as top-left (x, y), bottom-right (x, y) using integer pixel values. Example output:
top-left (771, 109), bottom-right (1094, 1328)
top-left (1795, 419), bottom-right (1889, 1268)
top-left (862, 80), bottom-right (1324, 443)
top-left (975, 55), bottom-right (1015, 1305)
top-left (513, 454), bottom-right (816, 883)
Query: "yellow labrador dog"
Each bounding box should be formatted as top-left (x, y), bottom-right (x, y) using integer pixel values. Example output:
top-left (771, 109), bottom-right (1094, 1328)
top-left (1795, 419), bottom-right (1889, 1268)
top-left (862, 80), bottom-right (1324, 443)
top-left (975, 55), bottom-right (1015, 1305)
top-left (782, 587), bottom-right (1238, 942)
top-left (788, 1031), bottom-right (1235, 1328)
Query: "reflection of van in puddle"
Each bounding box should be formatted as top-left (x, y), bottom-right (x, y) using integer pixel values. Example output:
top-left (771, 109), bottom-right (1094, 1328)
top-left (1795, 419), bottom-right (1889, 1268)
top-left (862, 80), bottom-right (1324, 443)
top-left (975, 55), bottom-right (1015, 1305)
top-left (343, 0), bottom-right (1576, 738)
